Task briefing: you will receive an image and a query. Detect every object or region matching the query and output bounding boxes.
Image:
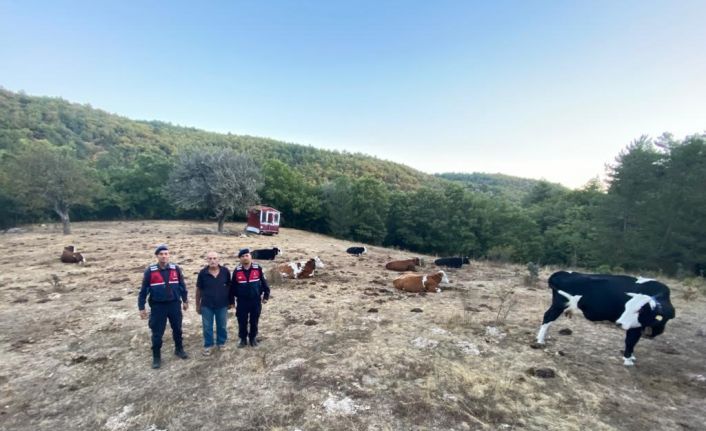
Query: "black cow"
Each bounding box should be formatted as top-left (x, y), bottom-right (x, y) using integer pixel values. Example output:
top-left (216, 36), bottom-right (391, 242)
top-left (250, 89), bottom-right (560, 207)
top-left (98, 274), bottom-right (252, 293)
top-left (346, 246), bottom-right (367, 257)
top-left (536, 271), bottom-right (676, 366)
top-left (250, 247), bottom-right (282, 260)
top-left (434, 256), bottom-right (470, 268)
top-left (695, 263), bottom-right (705, 277)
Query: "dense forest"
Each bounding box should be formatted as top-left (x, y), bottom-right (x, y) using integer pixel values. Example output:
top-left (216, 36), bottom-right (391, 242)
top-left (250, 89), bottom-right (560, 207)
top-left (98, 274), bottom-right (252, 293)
top-left (1, 88), bottom-right (704, 276)
top-left (435, 172), bottom-right (565, 204)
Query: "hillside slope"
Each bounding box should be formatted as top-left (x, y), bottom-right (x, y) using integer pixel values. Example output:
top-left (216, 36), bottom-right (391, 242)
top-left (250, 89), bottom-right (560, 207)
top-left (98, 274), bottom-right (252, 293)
top-left (0, 88), bottom-right (440, 191)
top-left (0, 221), bottom-right (704, 430)
top-left (437, 172), bottom-right (567, 204)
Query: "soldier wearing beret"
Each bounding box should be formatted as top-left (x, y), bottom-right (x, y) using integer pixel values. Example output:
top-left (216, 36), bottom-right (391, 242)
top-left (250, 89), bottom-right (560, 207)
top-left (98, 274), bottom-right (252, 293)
top-left (229, 248), bottom-right (270, 347)
top-left (138, 244), bottom-right (189, 368)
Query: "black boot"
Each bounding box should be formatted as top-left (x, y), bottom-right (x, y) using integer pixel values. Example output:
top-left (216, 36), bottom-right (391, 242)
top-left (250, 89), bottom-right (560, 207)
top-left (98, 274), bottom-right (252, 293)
top-left (174, 347), bottom-right (188, 359)
top-left (152, 351), bottom-right (161, 369)
top-left (249, 338), bottom-right (258, 347)
top-left (237, 338), bottom-right (247, 348)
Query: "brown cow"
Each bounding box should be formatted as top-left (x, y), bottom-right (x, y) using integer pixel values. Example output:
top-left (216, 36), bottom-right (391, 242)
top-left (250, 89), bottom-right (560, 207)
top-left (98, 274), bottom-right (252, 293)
top-left (393, 270), bottom-right (449, 293)
top-left (278, 256), bottom-right (325, 279)
top-left (60, 245), bottom-right (85, 264)
top-left (385, 257), bottom-right (422, 272)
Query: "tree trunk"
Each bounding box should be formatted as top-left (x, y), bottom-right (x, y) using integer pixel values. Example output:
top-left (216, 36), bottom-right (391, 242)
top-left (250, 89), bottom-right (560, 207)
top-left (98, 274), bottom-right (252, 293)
top-left (54, 205), bottom-right (71, 235)
top-left (657, 221), bottom-right (673, 255)
top-left (217, 213), bottom-right (226, 234)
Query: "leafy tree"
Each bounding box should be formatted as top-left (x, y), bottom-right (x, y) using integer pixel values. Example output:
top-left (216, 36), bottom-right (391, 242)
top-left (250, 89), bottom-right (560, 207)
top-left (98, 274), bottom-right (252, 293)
top-left (386, 187), bottom-right (453, 254)
top-left (474, 199), bottom-right (542, 262)
top-left (260, 159), bottom-right (323, 230)
top-left (4, 140), bottom-right (103, 234)
top-left (99, 151), bottom-right (176, 218)
top-left (350, 176), bottom-right (389, 244)
top-left (440, 183), bottom-right (481, 255)
top-left (167, 147), bottom-right (261, 233)
top-left (650, 134), bottom-right (706, 273)
top-left (603, 136), bottom-right (663, 269)
top-left (321, 177), bottom-right (355, 238)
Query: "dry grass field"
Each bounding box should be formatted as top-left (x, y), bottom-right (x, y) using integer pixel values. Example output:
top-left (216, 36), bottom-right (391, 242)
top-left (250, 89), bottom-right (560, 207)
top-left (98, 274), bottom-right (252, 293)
top-left (0, 220), bottom-right (705, 431)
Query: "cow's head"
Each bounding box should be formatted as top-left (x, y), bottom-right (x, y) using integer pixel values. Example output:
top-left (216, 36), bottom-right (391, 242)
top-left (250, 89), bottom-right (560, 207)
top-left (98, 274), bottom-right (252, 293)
top-left (431, 270), bottom-right (450, 285)
top-left (616, 293), bottom-right (675, 337)
top-left (274, 247), bottom-right (282, 256)
top-left (640, 298), bottom-right (675, 338)
top-left (314, 256), bottom-right (325, 269)
top-left (462, 256), bottom-right (470, 264)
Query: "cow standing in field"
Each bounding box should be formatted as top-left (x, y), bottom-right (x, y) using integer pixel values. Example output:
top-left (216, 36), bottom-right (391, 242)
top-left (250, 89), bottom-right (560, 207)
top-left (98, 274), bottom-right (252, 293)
top-left (251, 247), bottom-right (282, 260)
top-left (346, 246), bottom-right (367, 257)
top-left (385, 257), bottom-right (422, 272)
top-left (536, 271), bottom-right (676, 366)
top-left (60, 245), bottom-right (85, 264)
top-left (278, 257), bottom-right (325, 279)
top-left (393, 270), bottom-right (449, 293)
top-left (434, 256), bottom-right (469, 268)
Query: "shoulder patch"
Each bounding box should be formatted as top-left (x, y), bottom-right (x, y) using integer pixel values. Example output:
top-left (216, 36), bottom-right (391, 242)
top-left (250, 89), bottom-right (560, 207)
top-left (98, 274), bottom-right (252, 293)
top-left (149, 265), bottom-right (158, 271)
top-left (168, 263), bottom-right (177, 269)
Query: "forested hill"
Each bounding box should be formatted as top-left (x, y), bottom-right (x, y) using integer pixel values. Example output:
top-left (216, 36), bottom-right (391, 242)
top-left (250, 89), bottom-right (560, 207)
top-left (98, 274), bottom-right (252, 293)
top-left (3, 88), bottom-right (704, 276)
top-left (436, 172), bottom-right (566, 204)
top-left (0, 88), bottom-right (438, 191)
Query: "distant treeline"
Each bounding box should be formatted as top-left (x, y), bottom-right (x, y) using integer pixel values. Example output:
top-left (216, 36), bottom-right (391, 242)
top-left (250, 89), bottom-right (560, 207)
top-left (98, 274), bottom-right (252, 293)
top-left (1, 88), bottom-right (704, 275)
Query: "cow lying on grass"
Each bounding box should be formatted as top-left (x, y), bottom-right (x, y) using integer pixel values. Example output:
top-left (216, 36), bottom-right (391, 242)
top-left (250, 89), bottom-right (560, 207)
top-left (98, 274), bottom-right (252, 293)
top-left (393, 270), bottom-right (449, 293)
top-left (346, 246), bottom-right (367, 256)
top-left (251, 247), bottom-right (282, 260)
top-left (434, 256), bottom-right (470, 268)
top-left (385, 257), bottom-right (422, 272)
top-left (536, 271), bottom-right (676, 366)
top-left (277, 257), bottom-right (325, 279)
top-left (60, 245), bottom-right (85, 264)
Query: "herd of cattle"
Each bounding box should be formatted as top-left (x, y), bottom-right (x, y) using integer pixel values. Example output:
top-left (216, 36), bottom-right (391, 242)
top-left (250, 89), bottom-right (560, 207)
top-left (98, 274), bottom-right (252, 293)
top-left (58, 243), bottom-right (677, 367)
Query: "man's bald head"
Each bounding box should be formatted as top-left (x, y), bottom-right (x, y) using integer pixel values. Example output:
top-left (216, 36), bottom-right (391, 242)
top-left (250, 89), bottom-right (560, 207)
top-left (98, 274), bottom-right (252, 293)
top-left (206, 251), bottom-right (220, 268)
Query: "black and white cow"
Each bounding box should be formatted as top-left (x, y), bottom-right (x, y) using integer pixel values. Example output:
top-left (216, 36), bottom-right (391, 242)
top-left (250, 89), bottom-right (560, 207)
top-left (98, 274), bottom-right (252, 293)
top-left (250, 247), bottom-right (282, 260)
top-left (346, 246), bottom-right (367, 257)
top-left (434, 256), bottom-right (470, 268)
top-left (536, 271), bottom-right (676, 366)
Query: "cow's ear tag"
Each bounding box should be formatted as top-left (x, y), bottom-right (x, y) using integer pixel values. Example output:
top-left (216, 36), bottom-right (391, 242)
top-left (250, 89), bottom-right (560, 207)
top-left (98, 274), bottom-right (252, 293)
top-left (655, 315), bottom-right (663, 321)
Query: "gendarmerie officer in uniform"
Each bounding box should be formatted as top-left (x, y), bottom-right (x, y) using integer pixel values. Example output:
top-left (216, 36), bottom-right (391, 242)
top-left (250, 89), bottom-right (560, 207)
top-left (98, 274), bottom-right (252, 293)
top-left (229, 248), bottom-right (270, 347)
top-left (138, 243), bottom-right (189, 368)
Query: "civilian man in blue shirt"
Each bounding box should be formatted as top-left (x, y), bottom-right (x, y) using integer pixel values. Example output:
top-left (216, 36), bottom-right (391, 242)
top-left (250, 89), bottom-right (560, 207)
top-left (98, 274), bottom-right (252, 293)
top-left (195, 251), bottom-right (231, 356)
top-left (138, 244), bottom-right (189, 369)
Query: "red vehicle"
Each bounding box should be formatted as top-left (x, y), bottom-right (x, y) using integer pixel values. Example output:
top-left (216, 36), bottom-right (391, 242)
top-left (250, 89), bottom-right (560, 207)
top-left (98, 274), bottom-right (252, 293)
top-left (245, 206), bottom-right (280, 235)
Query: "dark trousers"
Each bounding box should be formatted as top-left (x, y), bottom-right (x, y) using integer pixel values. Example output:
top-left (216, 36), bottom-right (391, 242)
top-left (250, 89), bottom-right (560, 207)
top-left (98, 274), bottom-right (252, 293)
top-left (236, 299), bottom-right (261, 341)
top-left (148, 300), bottom-right (183, 353)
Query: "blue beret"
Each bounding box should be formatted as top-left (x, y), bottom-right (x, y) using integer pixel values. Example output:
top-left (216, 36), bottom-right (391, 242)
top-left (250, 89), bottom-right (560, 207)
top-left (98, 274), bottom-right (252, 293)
top-left (237, 248), bottom-right (250, 257)
top-left (154, 244), bottom-right (169, 255)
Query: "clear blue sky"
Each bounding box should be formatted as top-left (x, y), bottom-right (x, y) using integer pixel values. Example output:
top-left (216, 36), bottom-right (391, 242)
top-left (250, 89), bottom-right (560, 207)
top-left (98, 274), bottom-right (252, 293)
top-left (1, 1), bottom-right (705, 188)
